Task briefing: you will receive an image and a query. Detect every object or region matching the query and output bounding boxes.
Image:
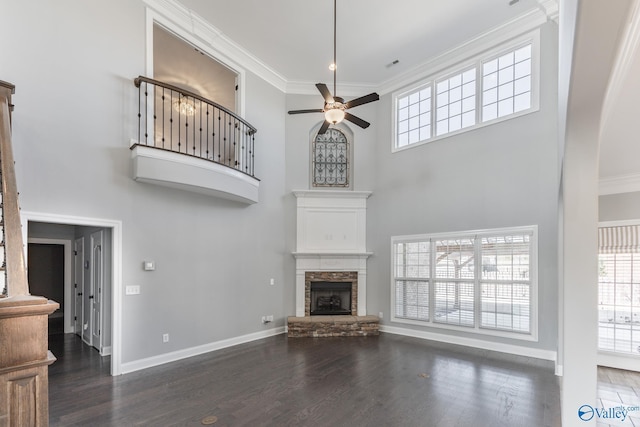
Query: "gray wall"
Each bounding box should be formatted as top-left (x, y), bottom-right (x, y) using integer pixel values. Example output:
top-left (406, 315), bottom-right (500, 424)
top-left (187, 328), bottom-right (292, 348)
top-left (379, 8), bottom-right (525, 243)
top-left (2, 0), bottom-right (289, 363)
top-left (366, 22), bottom-right (559, 352)
top-left (285, 23), bottom-right (560, 352)
top-left (599, 191), bottom-right (640, 222)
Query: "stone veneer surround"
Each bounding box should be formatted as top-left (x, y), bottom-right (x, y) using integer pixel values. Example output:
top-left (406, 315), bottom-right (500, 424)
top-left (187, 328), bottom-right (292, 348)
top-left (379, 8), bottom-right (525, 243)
top-left (305, 271), bottom-right (358, 316)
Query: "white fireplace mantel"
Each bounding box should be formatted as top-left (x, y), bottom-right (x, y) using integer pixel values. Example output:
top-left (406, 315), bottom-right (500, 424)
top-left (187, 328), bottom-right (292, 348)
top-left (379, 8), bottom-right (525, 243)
top-left (292, 190), bottom-right (372, 317)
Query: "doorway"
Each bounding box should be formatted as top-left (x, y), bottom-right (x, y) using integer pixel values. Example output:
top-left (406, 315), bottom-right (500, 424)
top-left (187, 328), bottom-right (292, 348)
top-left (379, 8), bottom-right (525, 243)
top-left (22, 212), bottom-right (122, 375)
top-left (27, 241), bottom-right (66, 334)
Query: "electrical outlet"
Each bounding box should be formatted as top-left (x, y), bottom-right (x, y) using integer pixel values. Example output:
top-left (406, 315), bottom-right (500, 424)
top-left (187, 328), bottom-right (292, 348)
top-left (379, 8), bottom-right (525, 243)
top-left (269, 278), bottom-right (275, 286)
top-left (267, 315), bottom-right (274, 322)
top-left (379, 312), bottom-right (384, 319)
top-left (162, 333), bottom-right (169, 343)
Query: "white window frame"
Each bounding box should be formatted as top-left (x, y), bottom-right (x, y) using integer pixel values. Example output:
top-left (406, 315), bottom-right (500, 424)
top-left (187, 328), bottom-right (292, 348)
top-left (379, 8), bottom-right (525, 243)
top-left (597, 219), bottom-right (640, 372)
top-left (390, 225), bottom-right (538, 342)
top-left (392, 30), bottom-right (540, 153)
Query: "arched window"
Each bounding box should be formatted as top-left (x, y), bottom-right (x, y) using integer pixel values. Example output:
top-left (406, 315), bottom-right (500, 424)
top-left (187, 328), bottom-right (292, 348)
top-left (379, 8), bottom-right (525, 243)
top-left (311, 126), bottom-right (351, 188)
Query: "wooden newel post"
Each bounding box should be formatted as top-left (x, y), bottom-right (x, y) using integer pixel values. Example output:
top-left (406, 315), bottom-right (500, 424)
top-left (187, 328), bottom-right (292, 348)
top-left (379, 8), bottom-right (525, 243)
top-left (0, 82), bottom-right (59, 427)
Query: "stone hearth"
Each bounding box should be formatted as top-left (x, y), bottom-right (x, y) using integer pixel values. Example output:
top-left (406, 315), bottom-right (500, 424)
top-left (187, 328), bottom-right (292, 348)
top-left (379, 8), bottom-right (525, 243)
top-left (287, 315), bottom-right (379, 338)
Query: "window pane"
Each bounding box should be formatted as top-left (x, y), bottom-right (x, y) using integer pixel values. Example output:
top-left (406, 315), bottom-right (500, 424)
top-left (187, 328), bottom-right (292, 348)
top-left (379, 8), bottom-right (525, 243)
top-left (498, 51), bottom-right (514, 68)
top-left (435, 69), bottom-right (476, 138)
top-left (450, 100), bottom-right (461, 116)
top-left (514, 76), bottom-right (531, 95)
top-left (483, 104), bottom-right (497, 122)
top-left (514, 93), bottom-right (531, 112)
top-left (514, 44), bottom-right (532, 62)
top-left (395, 86), bottom-right (432, 148)
top-left (484, 59), bottom-right (498, 75)
top-left (482, 43), bottom-right (532, 123)
top-left (462, 111), bottom-right (475, 128)
top-left (395, 280), bottom-right (429, 321)
top-left (449, 115), bottom-right (461, 132)
top-left (484, 88), bottom-right (497, 105)
top-left (398, 120), bottom-right (408, 133)
top-left (434, 281), bottom-right (475, 327)
top-left (498, 82), bottom-right (514, 101)
top-left (514, 58), bottom-right (531, 79)
top-left (498, 98), bottom-right (513, 117)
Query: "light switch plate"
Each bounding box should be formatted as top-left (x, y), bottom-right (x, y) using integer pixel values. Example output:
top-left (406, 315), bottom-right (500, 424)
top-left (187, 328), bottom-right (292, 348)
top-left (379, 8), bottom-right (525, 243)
top-left (126, 285), bottom-right (140, 295)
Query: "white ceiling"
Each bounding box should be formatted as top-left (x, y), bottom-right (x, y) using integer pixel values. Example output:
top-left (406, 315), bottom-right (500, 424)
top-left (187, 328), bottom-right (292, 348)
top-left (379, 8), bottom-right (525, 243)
top-left (178, 0), bottom-right (544, 87)
top-left (173, 0), bottom-right (640, 184)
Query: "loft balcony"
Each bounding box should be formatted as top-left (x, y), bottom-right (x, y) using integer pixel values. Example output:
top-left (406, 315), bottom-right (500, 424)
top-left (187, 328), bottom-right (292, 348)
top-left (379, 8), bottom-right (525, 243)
top-left (131, 76), bottom-right (259, 204)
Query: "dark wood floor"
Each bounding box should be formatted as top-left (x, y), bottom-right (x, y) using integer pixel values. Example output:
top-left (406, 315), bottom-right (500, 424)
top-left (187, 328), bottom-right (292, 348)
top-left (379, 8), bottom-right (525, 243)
top-left (48, 333), bottom-right (562, 426)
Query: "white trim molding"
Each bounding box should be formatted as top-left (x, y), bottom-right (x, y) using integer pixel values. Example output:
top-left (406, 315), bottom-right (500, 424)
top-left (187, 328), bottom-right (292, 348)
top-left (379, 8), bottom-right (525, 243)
top-left (380, 325), bottom-right (557, 363)
top-left (599, 173), bottom-right (640, 195)
top-left (143, 0), bottom-right (287, 93)
top-left (379, 9), bottom-right (549, 95)
top-left (22, 211), bottom-right (124, 376)
top-left (121, 327), bottom-right (285, 374)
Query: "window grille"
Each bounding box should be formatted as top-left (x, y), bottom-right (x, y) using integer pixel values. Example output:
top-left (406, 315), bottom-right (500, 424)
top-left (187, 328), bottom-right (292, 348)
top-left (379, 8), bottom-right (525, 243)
top-left (392, 227), bottom-right (536, 339)
top-left (312, 128), bottom-right (349, 187)
top-left (393, 32), bottom-right (538, 151)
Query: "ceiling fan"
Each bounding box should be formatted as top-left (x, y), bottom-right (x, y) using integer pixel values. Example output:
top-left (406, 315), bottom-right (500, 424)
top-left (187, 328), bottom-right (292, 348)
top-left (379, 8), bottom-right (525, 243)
top-left (287, 0), bottom-right (379, 135)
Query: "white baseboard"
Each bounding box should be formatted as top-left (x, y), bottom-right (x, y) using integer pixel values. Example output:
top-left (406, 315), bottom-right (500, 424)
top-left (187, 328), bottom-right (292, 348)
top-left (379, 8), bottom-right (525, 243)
top-left (101, 346), bottom-right (112, 357)
top-left (598, 351), bottom-right (640, 372)
top-left (120, 327), bottom-right (285, 374)
top-left (380, 325), bottom-right (557, 364)
top-left (555, 364), bottom-right (563, 376)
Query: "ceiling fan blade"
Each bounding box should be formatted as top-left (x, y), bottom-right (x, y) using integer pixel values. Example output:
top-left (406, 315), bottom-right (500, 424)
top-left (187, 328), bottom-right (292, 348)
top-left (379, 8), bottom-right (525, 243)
top-left (316, 83), bottom-right (334, 103)
top-left (344, 112), bottom-right (370, 129)
top-left (288, 109), bottom-right (324, 115)
top-left (345, 92), bottom-right (380, 109)
top-left (318, 120), bottom-right (330, 135)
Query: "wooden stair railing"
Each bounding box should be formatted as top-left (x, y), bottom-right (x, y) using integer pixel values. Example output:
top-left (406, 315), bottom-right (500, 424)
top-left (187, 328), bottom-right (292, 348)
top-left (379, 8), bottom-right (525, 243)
top-left (0, 81), bottom-right (59, 427)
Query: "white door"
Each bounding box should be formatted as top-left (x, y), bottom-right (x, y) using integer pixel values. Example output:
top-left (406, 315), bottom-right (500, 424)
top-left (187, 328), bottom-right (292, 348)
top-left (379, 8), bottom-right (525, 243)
top-left (90, 230), bottom-right (104, 352)
top-left (74, 238), bottom-right (84, 336)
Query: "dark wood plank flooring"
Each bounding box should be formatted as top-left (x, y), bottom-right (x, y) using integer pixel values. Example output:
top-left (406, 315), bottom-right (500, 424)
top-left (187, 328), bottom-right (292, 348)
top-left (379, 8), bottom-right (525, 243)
top-left (48, 333), bottom-right (562, 426)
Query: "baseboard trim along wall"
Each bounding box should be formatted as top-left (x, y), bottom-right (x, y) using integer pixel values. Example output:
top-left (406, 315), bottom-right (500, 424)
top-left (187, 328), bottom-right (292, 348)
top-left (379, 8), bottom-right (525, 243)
top-left (120, 327), bottom-right (286, 374)
top-left (380, 325), bottom-right (557, 365)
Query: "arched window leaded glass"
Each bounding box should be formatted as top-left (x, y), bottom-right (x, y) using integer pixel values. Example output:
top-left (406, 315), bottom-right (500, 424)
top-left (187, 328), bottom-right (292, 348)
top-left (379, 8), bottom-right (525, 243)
top-left (312, 128), bottom-right (349, 187)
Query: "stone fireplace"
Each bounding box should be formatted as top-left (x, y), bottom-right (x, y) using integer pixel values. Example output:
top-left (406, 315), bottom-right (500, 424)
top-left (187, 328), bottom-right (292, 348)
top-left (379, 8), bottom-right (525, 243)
top-left (288, 190), bottom-right (379, 337)
top-left (306, 271), bottom-right (357, 316)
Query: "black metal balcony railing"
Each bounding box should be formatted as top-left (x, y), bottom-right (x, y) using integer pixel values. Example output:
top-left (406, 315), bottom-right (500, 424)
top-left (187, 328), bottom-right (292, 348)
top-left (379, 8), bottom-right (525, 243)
top-left (134, 76), bottom-right (257, 178)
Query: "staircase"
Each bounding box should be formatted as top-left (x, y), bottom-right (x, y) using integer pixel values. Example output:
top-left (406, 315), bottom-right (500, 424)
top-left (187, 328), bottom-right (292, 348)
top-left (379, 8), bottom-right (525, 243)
top-left (0, 81), bottom-right (59, 427)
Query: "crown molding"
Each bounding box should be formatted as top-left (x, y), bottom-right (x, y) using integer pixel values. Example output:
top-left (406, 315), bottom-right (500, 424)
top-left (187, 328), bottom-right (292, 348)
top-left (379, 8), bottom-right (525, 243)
top-left (537, 0), bottom-right (559, 23)
top-left (378, 8), bottom-right (550, 95)
top-left (599, 173), bottom-right (640, 196)
top-left (143, 0), bottom-right (288, 93)
top-left (143, 0), bottom-right (557, 97)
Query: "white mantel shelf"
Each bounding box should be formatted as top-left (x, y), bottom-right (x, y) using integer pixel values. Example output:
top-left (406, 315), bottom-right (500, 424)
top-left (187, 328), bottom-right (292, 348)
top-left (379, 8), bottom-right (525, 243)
top-left (293, 190), bottom-right (372, 199)
top-left (292, 252), bottom-right (373, 257)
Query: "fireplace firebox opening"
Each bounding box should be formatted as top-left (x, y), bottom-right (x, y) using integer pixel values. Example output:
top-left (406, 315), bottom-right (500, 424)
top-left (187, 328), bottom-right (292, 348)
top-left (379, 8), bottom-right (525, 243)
top-left (304, 271), bottom-right (357, 316)
top-left (310, 282), bottom-right (352, 315)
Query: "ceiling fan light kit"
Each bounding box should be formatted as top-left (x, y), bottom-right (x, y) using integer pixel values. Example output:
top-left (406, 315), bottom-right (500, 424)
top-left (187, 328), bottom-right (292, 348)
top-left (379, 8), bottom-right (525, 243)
top-left (288, 0), bottom-right (379, 134)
